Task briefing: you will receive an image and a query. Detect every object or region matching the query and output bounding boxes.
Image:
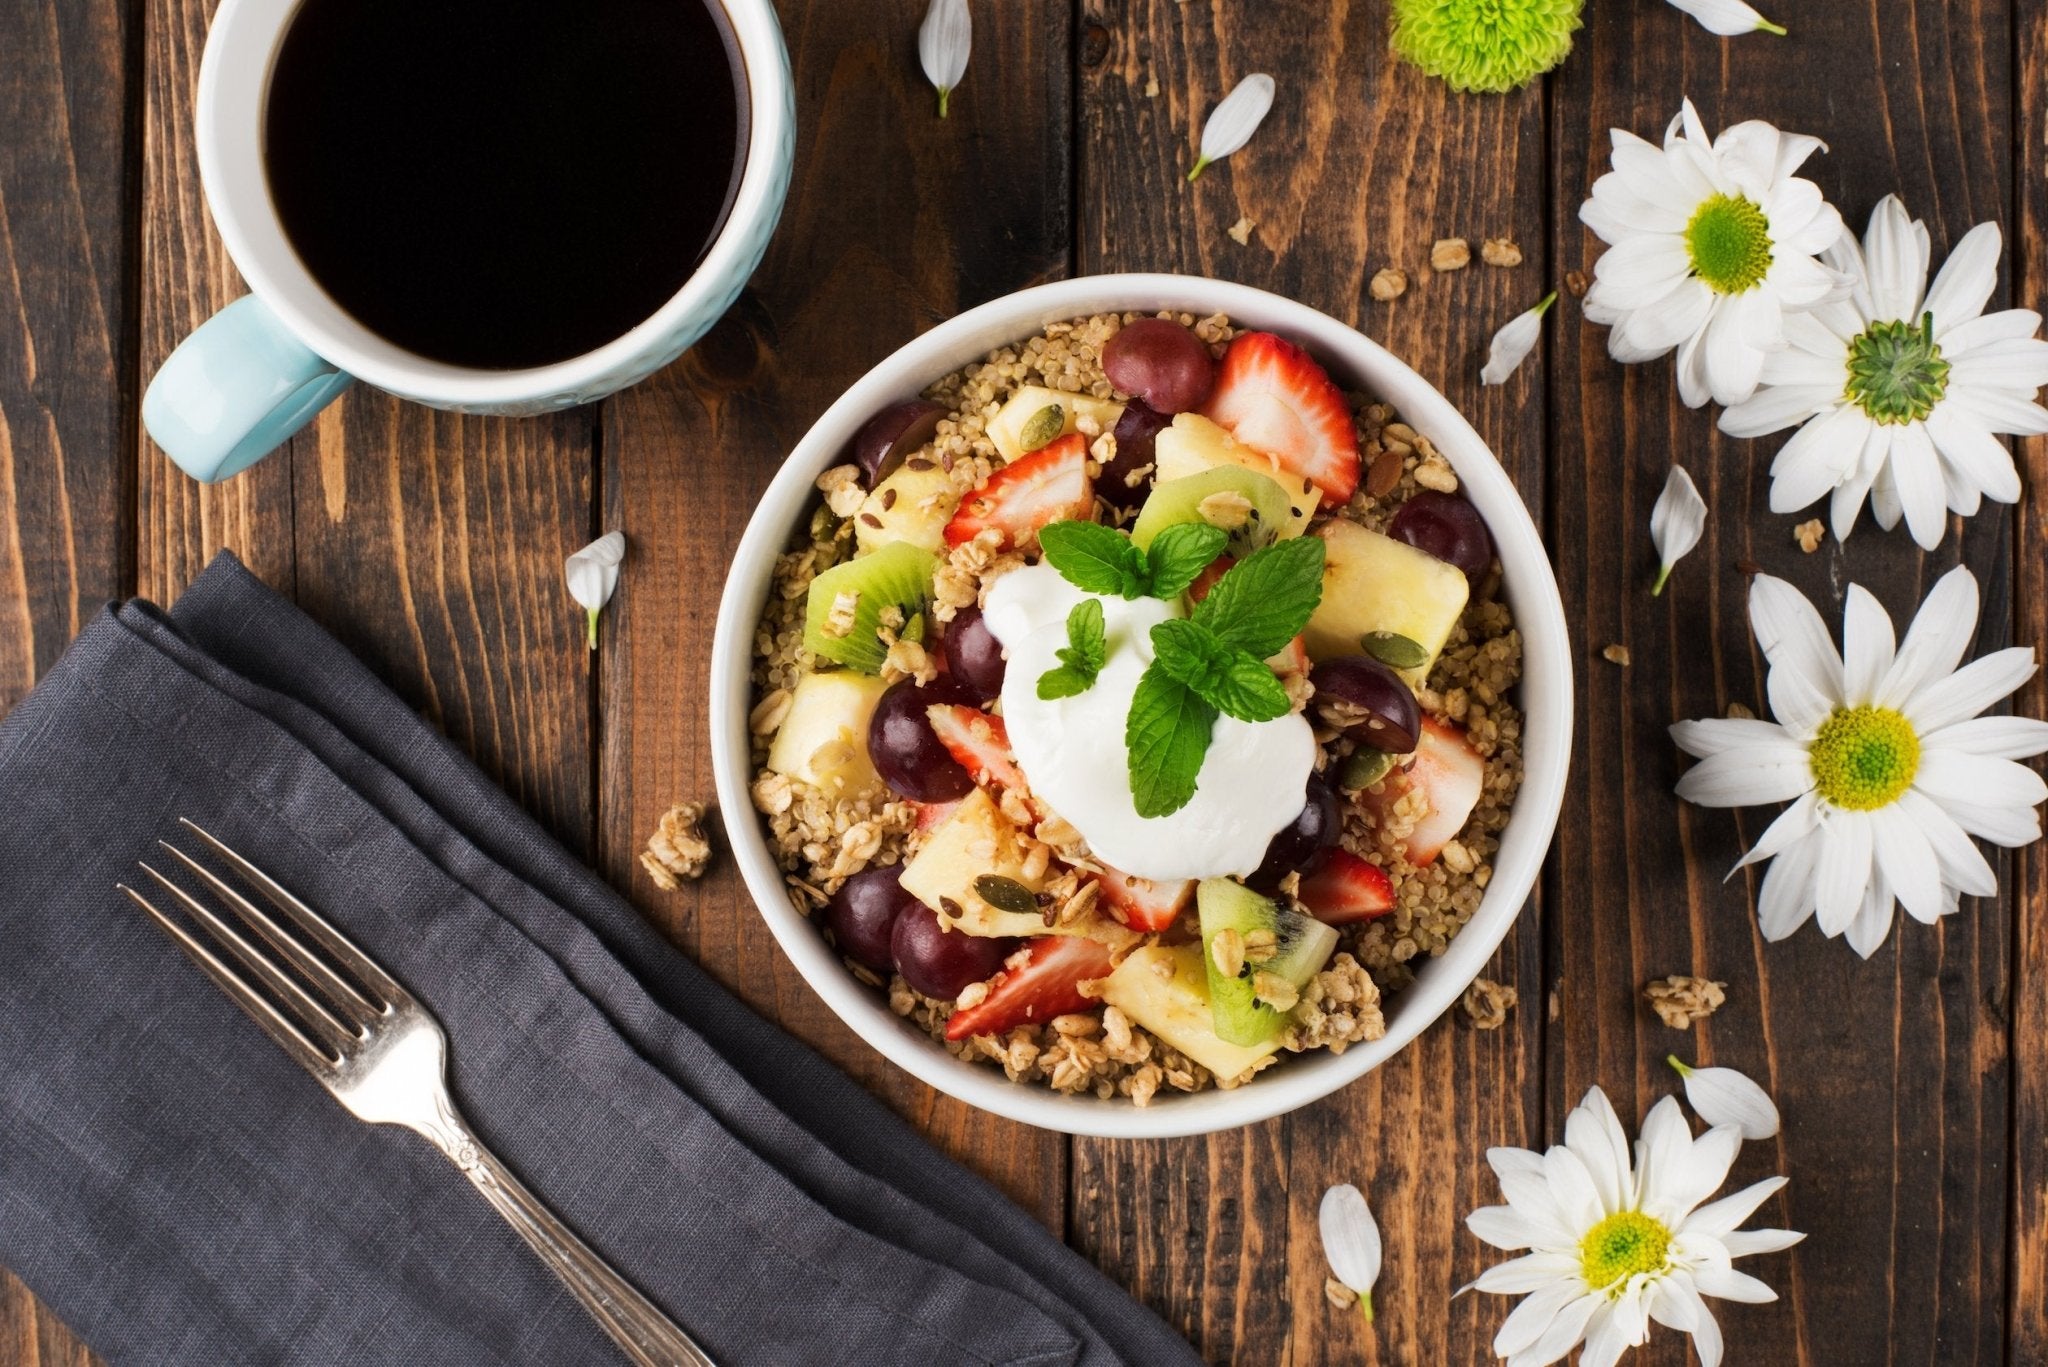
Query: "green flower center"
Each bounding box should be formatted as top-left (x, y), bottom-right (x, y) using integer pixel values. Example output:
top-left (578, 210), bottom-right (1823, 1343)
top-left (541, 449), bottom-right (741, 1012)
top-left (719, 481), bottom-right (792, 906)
top-left (1845, 314), bottom-right (1950, 425)
top-left (1389, 0), bottom-right (1585, 95)
top-left (1809, 706), bottom-right (1921, 810)
top-left (1685, 194), bottom-right (1775, 295)
top-left (1580, 1211), bottom-right (1672, 1293)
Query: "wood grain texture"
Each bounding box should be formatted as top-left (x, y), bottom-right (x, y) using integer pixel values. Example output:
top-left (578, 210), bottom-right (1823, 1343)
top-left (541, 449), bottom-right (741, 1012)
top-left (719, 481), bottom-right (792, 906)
top-left (1548, 3), bottom-right (2015, 1363)
top-left (592, 0), bottom-right (1076, 1225)
top-left (2009, 4), bottom-right (2047, 1361)
top-left (1073, 3), bottom-right (1549, 1360)
top-left (0, 0), bottom-right (135, 705)
top-left (0, 0), bottom-right (132, 1356)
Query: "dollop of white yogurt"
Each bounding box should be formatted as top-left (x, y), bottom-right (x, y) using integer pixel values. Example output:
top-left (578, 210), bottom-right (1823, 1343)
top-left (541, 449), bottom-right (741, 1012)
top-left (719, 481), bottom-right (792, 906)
top-left (981, 563), bottom-right (1316, 882)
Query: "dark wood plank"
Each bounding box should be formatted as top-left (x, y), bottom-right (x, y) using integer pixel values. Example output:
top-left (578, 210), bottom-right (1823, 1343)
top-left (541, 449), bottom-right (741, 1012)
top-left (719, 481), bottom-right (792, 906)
top-left (0, 0), bottom-right (135, 1355)
top-left (1548, 4), bottom-right (2014, 1363)
top-left (593, 0), bottom-right (1075, 1225)
top-left (1073, 3), bottom-right (1550, 1359)
top-left (0, 0), bottom-right (135, 698)
top-left (2009, 3), bottom-right (2048, 1359)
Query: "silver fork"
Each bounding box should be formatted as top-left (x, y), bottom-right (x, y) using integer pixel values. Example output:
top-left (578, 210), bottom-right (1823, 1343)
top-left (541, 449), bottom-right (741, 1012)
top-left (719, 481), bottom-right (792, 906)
top-left (119, 818), bottom-right (714, 1367)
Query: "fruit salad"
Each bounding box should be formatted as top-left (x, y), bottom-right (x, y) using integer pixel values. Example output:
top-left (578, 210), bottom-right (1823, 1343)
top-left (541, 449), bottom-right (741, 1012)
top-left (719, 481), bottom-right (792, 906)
top-left (748, 311), bottom-right (1525, 1104)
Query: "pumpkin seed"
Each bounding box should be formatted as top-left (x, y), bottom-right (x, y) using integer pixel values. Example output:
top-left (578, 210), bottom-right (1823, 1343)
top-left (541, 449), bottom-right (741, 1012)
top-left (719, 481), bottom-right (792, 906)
top-left (974, 875), bottom-right (1039, 915)
top-left (1361, 631), bottom-right (1428, 670)
top-left (1018, 404), bottom-right (1066, 452)
top-left (1338, 747), bottom-right (1396, 791)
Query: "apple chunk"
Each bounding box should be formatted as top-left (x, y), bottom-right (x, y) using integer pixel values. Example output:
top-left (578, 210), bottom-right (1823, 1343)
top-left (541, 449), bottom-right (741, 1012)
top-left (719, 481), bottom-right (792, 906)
top-left (1304, 519), bottom-right (1469, 680)
top-left (1096, 943), bottom-right (1285, 1081)
top-left (1152, 413), bottom-right (1319, 539)
top-left (986, 385), bottom-right (1126, 462)
top-left (765, 671), bottom-right (889, 798)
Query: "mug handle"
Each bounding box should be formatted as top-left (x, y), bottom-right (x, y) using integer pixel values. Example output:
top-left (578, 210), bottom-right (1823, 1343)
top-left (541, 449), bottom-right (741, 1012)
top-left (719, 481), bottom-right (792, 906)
top-left (142, 294), bottom-right (355, 483)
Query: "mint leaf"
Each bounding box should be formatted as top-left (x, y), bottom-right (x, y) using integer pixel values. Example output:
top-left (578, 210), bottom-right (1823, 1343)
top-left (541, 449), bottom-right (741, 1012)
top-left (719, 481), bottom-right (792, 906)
top-left (1036, 667), bottom-right (1093, 700)
top-left (1125, 666), bottom-right (1218, 818)
top-left (1150, 619), bottom-right (1291, 723)
top-left (1146, 523), bottom-right (1230, 599)
top-left (1191, 535), bottom-right (1326, 659)
top-left (1037, 521), bottom-right (1148, 599)
top-left (1038, 599), bottom-right (1106, 699)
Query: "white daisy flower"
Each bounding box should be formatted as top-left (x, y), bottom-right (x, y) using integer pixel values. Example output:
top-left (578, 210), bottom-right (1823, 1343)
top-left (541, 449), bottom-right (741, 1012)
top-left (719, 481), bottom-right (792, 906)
top-left (1580, 99), bottom-right (1848, 409)
top-left (565, 530), bottom-right (626, 650)
top-left (1671, 567), bottom-right (2048, 956)
top-left (1719, 195), bottom-right (2048, 550)
top-left (1667, 1057), bottom-right (1781, 1140)
top-left (1664, 0), bottom-right (1787, 37)
top-left (1465, 1086), bottom-right (1803, 1367)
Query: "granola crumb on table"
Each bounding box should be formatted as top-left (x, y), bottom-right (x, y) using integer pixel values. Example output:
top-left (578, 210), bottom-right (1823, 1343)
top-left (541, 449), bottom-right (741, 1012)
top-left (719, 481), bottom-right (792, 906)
top-left (750, 310), bottom-right (1527, 1103)
top-left (641, 802), bottom-right (716, 889)
top-left (1461, 975), bottom-right (1518, 1030)
top-left (1644, 975), bottom-right (1728, 1028)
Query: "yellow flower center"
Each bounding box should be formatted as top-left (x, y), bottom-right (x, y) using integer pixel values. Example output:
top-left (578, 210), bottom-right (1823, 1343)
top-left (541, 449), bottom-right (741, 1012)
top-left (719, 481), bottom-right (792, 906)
top-left (1685, 193), bottom-right (1774, 295)
top-left (1580, 1210), bottom-right (1673, 1293)
top-left (1809, 706), bottom-right (1921, 811)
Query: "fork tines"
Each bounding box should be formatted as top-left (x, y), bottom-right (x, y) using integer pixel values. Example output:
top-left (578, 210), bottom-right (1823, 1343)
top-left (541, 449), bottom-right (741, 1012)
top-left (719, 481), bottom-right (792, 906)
top-left (119, 818), bottom-right (400, 1074)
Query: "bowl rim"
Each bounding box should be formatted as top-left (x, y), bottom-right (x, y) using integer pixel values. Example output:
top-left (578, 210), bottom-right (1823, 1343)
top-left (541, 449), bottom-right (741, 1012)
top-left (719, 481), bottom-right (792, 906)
top-left (710, 273), bottom-right (1573, 1140)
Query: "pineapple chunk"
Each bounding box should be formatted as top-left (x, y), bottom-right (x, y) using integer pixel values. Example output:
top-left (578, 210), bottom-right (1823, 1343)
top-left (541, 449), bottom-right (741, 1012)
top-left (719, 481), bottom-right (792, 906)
top-left (1153, 413), bottom-right (1319, 539)
top-left (986, 385), bottom-right (1126, 462)
top-left (854, 460), bottom-right (962, 554)
top-left (1097, 944), bottom-right (1284, 1080)
top-left (766, 671), bottom-right (889, 798)
top-left (899, 790), bottom-right (1136, 948)
top-left (1304, 519), bottom-right (1469, 680)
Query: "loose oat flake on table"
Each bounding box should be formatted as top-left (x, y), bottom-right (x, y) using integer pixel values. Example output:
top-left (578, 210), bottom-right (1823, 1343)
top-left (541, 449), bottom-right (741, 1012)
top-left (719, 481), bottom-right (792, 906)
top-left (1462, 1086), bottom-right (1803, 1367)
top-left (1670, 566), bottom-right (2048, 956)
top-left (1717, 194), bottom-right (2047, 551)
top-left (1580, 99), bottom-right (1847, 410)
top-left (746, 310), bottom-right (1527, 1102)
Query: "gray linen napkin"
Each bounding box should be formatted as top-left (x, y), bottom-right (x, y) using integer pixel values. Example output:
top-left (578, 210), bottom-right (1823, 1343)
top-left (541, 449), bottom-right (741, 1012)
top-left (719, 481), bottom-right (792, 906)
top-left (0, 551), bottom-right (1201, 1367)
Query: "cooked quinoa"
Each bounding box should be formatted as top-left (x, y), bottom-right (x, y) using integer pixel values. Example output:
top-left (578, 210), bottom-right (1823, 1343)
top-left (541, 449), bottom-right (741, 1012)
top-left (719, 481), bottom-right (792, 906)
top-left (748, 311), bottom-right (1526, 1104)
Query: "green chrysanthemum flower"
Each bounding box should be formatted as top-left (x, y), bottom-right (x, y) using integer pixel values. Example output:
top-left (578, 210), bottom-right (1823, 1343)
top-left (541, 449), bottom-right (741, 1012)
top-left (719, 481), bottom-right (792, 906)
top-left (1390, 0), bottom-right (1585, 94)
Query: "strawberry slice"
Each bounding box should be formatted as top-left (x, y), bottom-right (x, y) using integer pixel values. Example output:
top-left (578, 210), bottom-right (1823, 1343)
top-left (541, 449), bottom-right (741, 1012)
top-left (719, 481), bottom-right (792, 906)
top-left (1199, 332), bottom-right (1360, 503)
top-left (1361, 717), bottom-right (1486, 866)
top-left (1190, 554), bottom-right (1308, 674)
top-left (943, 934), bottom-right (1117, 1040)
top-left (1095, 868), bottom-right (1193, 933)
top-left (943, 432), bottom-right (1094, 549)
top-left (926, 704), bottom-right (1031, 796)
top-left (1296, 849), bottom-right (1395, 924)
top-left (913, 799), bottom-right (960, 832)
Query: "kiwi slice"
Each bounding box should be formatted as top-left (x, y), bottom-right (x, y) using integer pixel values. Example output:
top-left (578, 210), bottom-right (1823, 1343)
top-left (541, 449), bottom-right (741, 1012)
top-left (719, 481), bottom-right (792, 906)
top-left (1196, 878), bottom-right (1340, 1046)
top-left (802, 541), bottom-right (938, 673)
top-left (1130, 465), bottom-right (1296, 557)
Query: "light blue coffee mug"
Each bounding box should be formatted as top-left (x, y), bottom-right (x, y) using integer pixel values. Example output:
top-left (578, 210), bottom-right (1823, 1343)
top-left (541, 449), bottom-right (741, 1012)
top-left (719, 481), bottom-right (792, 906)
top-left (143, 0), bottom-right (794, 483)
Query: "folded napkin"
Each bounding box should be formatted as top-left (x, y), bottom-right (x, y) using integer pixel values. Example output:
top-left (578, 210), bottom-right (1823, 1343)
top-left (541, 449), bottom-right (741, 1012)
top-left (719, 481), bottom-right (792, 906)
top-left (0, 552), bottom-right (1200, 1367)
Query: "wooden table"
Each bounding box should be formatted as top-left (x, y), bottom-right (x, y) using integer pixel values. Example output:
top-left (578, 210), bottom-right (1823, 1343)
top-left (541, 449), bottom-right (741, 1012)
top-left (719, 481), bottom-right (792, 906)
top-left (3, 1), bottom-right (2043, 1363)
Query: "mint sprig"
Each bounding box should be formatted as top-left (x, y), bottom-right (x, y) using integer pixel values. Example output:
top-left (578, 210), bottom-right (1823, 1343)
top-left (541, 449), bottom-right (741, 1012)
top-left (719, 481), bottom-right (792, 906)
top-left (1037, 599), bottom-right (1107, 699)
top-left (1038, 518), bottom-right (1228, 601)
top-left (1124, 536), bottom-right (1327, 818)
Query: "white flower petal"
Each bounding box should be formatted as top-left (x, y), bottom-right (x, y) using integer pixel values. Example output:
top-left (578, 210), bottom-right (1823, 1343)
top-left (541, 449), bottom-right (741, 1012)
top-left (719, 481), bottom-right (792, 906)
top-left (1812, 809), bottom-right (1874, 935)
top-left (1904, 646), bottom-right (2038, 732)
top-left (1468, 1203), bottom-right (1543, 1251)
top-left (1914, 749), bottom-right (2048, 811)
top-left (917, 0), bottom-right (970, 107)
top-left (1670, 716), bottom-right (1794, 758)
top-left (564, 531), bottom-right (627, 613)
top-left (1861, 195), bottom-right (1931, 322)
top-left (1732, 792), bottom-right (1820, 872)
top-left (1471, 1253), bottom-right (1583, 1296)
top-left (1749, 574), bottom-right (1845, 699)
top-left (1493, 1281), bottom-right (1584, 1357)
top-left (1683, 1175), bottom-right (1788, 1237)
top-left (1923, 404), bottom-right (2022, 504)
top-left (1842, 872), bottom-right (1897, 956)
top-left (1920, 221), bottom-right (2003, 330)
top-left (1649, 465), bottom-right (1707, 593)
top-left (1673, 1063), bottom-right (1781, 1139)
top-left (1885, 422), bottom-right (1949, 550)
top-left (1922, 714), bottom-right (2048, 759)
top-left (1674, 746), bottom-right (1817, 807)
top-left (1191, 73), bottom-right (1274, 177)
top-left (1766, 403), bottom-right (1868, 515)
top-left (1753, 829), bottom-right (1821, 940)
top-left (1318, 1184), bottom-right (1381, 1297)
top-left (1719, 1227), bottom-right (1808, 1257)
top-left (1939, 307), bottom-right (2045, 352)
top-left (1877, 566), bottom-right (1980, 708)
top-left (1483, 293), bottom-right (1557, 386)
top-left (1720, 385), bottom-right (1838, 439)
top-left (1662, 0), bottom-right (1794, 37)
top-left (1840, 583), bottom-right (1897, 705)
top-left (1651, 1279), bottom-right (1725, 1367)
top-left (1693, 1266), bottom-right (1782, 1304)
top-left (1895, 789), bottom-right (1998, 898)
top-left (1869, 801), bottom-right (1949, 926)
top-left (1946, 386), bottom-right (2048, 435)
top-left (1947, 338), bottom-right (2048, 390)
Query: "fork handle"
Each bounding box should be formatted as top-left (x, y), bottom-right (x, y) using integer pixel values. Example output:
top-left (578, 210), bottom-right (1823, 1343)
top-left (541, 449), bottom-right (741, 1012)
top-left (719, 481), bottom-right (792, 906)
top-left (416, 1102), bottom-right (715, 1367)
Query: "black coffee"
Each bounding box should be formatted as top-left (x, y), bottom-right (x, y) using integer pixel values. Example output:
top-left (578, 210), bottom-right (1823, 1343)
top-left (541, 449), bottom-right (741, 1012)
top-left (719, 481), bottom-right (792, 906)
top-left (265, 0), bottom-right (745, 370)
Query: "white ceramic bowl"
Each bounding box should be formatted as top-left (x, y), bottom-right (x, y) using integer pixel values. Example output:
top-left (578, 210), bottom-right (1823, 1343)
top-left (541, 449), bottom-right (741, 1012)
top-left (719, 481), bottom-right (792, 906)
top-left (711, 274), bottom-right (1572, 1139)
